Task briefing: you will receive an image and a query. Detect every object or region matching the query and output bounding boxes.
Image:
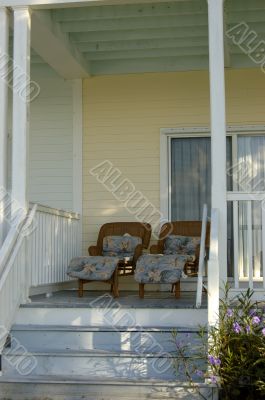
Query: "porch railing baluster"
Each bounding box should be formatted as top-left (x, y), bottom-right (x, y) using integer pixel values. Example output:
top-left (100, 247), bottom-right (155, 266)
top-left (0, 203), bottom-right (80, 356)
top-left (227, 192), bottom-right (264, 298)
top-left (247, 201), bottom-right (253, 289)
top-left (262, 204), bottom-right (265, 289)
top-left (233, 200), bottom-right (239, 289)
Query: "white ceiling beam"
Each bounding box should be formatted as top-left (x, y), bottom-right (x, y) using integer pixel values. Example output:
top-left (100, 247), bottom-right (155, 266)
top-left (70, 26), bottom-right (209, 42)
top-left (76, 37), bottom-right (208, 52)
top-left (223, 5), bottom-right (231, 68)
top-left (229, 10), bottom-right (265, 24)
top-left (53, 1), bottom-right (206, 21)
top-left (90, 54), bottom-right (208, 75)
top-left (226, 21), bottom-right (265, 37)
top-left (60, 14), bottom-right (208, 33)
top-left (228, 0), bottom-right (265, 13)
top-left (31, 10), bottom-right (90, 78)
top-left (2, 0), bottom-right (204, 9)
top-left (84, 46), bottom-right (208, 60)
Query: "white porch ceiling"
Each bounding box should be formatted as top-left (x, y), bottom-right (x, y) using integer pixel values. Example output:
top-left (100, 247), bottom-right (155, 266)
top-left (28, 0), bottom-right (265, 77)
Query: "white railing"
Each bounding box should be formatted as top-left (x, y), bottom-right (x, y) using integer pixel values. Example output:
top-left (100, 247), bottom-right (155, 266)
top-left (207, 208), bottom-right (220, 326)
top-left (0, 206), bottom-right (37, 354)
top-left (227, 192), bottom-right (265, 295)
top-left (0, 203), bottom-right (80, 354)
top-left (28, 203), bottom-right (81, 287)
top-left (196, 204), bottom-right (208, 308)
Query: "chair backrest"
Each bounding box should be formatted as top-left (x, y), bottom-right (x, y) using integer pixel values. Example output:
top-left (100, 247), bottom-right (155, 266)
top-left (96, 222), bottom-right (152, 253)
top-left (158, 221), bottom-right (211, 252)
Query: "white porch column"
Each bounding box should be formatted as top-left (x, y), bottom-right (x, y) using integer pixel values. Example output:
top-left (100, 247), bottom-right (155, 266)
top-left (207, 0), bottom-right (227, 322)
top-left (0, 7), bottom-right (9, 246)
top-left (12, 6), bottom-right (31, 215)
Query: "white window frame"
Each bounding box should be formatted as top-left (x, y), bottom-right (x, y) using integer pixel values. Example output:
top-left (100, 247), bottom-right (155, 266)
top-left (160, 125), bottom-right (265, 222)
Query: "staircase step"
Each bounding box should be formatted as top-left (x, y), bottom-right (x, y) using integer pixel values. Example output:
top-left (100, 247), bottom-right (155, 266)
top-left (9, 325), bottom-right (202, 353)
top-left (0, 376), bottom-right (217, 400)
top-left (2, 351), bottom-right (176, 380)
top-left (14, 306), bottom-right (207, 328)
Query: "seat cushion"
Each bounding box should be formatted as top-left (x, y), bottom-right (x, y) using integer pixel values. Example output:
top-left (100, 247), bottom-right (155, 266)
top-left (102, 234), bottom-right (142, 260)
top-left (134, 254), bottom-right (188, 284)
top-left (67, 256), bottom-right (120, 281)
top-left (163, 235), bottom-right (200, 260)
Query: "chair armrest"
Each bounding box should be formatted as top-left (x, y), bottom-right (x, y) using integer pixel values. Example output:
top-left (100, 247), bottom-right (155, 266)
top-left (150, 244), bottom-right (163, 254)
top-left (88, 245), bottom-right (101, 256)
top-left (132, 244), bottom-right (144, 266)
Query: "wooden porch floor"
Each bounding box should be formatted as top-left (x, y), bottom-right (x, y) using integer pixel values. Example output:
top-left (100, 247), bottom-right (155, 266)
top-left (24, 290), bottom-right (207, 309)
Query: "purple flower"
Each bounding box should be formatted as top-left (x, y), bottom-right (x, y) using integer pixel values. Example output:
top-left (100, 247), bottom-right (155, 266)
top-left (262, 327), bottom-right (265, 336)
top-left (246, 325), bottom-right (251, 334)
top-left (226, 309), bottom-right (233, 317)
top-left (210, 375), bottom-right (218, 384)
top-left (252, 316), bottom-right (261, 325)
top-left (233, 322), bottom-right (242, 334)
top-left (208, 355), bottom-right (215, 365)
top-left (195, 369), bottom-right (204, 378)
top-left (249, 309), bottom-right (256, 317)
top-left (208, 355), bottom-right (221, 366)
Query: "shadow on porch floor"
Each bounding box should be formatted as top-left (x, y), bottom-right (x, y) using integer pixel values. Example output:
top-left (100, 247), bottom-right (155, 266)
top-left (24, 290), bottom-right (207, 309)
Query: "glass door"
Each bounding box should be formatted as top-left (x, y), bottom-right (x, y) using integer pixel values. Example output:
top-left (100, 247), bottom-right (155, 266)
top-left (170, 136), bottom-right (232, 272)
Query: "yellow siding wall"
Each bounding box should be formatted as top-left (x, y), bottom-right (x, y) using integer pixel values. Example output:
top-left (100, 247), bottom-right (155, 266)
top-left (83, 69), bottom-right (265, 253)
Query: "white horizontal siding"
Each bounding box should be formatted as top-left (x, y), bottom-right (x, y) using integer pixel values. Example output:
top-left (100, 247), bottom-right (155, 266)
top-left (7, 63), bottom-right (74, 211)
top-left (83, 69), bottom-right (265, 254)
top-left (29, 65), bottom-right (74, 210)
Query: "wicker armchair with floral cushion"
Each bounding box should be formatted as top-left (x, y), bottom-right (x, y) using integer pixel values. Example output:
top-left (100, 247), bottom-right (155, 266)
top-left (67, 222), bottom-right (151, 298)
top-left (150, 221), bottom-right (210, 275)
top-left (88, 222), bottom-right (152, 274)
top-left (135, 221), bottom-right (210, 299)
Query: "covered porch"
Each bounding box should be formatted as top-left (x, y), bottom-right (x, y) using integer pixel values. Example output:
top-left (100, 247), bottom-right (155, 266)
top-left (0, 0), bottom-right (265, 341)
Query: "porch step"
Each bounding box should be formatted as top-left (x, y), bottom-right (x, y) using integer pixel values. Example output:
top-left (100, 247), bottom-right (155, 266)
top-left (0, 377), bottom-right (217, 400)
top-left (2, 325), bottom-right (205, 381)
top-left (0, 304), bottom-right (209, 399)
top-left (9, 324), bottom-right (202, 353)
top-left (15, 305), bottom-right (207, 328)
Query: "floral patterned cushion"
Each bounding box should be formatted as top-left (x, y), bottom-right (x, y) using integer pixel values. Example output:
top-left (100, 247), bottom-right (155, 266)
top-left (163, 235), bottom-right (200, 261)
top-left (67, 256), bottom-right (120, 281)
top-left (102, 234), bottom-right (142, 260)
top-left (134, 254), bottom-right (189, 284)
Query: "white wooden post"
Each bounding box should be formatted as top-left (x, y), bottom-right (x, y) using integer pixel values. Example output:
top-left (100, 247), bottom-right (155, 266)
top-left (11, 6), bottom-right (31, 215)
top-left (73, 79), bottom-right (83, 255)
top-left (0, 7), bottom-right (9, 246)
top-left (207, 0), bottom-right (227, 323)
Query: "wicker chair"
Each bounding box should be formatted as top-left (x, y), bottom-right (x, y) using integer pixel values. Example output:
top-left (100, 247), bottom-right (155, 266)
top-left (137, 221), bottom-right (210, 299)
top-left (88, 221), bottom-right (152, 276)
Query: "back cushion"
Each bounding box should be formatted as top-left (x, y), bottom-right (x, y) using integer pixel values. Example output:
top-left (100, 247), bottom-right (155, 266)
top-left (103, 234), bottom-right (142, 258)
top-left (164, 235), bottom-right (200, 257)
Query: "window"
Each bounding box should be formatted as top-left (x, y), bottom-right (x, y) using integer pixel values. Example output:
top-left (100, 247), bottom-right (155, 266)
top-left (160, 128), bottom-right (265, 278)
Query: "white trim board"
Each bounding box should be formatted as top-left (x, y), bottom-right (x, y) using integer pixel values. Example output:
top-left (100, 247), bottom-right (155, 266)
top-left (2, 0), bottom-right (198, 9)
top-left (72, 79), bottom-right (83, 255)
top-left (161, 125), bottom-right (265, 135)
top-left (72, 79), bottom-right (83, 216)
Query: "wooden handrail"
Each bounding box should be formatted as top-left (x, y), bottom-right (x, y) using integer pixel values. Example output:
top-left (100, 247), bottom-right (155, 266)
top-left (29, 202), bottom-right (80, 220)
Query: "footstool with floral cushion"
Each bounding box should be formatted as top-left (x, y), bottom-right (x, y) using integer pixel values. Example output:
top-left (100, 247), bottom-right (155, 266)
top-left (134, 254), bottom-right (189, 299)
top-left (67, 256), bottom-right (120, 298)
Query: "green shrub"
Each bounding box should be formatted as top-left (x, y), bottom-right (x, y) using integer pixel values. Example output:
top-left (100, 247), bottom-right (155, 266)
top-left (173, 287), bottom-right (265, 400)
